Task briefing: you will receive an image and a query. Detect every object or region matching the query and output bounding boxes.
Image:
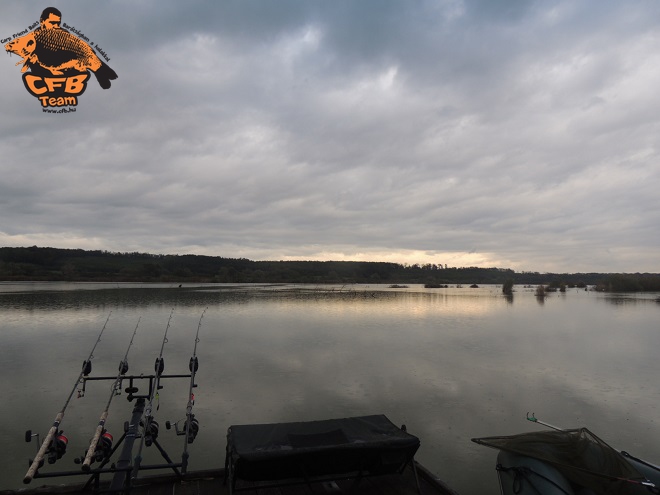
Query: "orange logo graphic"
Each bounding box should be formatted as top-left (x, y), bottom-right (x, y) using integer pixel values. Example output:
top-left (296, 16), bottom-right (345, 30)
top-left (4, 7), bottom-right (117, 111)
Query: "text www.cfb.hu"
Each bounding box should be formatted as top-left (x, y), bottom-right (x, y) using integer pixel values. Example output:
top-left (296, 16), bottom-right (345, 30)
top-left (43, 106), bottom-right (76, 113)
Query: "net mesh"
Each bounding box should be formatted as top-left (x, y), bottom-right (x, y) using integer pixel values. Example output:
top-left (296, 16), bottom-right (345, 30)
top-left (473, 428), bottom-right (649, 494)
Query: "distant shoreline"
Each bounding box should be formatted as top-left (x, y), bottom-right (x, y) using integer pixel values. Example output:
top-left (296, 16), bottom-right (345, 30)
top-left (1, 246), bottom-right (659, 291)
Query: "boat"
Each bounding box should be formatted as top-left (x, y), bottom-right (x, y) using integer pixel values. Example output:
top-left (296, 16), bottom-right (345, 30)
top-left (472, 415), bottom-right (660, 495)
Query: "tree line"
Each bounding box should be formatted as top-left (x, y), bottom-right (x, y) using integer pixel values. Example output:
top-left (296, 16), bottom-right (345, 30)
top-left (1, 246), bottom-right (658, 291)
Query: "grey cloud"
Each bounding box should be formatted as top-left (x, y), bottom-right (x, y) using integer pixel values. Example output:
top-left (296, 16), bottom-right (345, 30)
top-left (1, 0), bottom-right (658, 272)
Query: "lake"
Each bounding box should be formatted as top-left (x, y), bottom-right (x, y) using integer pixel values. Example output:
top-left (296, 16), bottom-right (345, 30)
top-left (0, 282), bottom-right (658, 493)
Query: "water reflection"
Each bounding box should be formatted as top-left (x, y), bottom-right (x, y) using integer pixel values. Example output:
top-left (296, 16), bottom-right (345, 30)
top-left (0, 284), bottom-right (659, 495)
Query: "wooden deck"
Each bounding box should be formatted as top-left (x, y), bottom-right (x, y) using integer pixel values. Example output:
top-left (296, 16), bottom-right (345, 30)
top-left (1, 463), bottom-right (458, 495)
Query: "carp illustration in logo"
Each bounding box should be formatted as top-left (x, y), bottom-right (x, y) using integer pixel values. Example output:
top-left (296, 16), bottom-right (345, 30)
top-left (4, 7), bottom-right (117, 109)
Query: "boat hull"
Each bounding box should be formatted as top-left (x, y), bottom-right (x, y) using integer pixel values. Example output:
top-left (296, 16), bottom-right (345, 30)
top-left (496, 450), bottom-right (660, 495)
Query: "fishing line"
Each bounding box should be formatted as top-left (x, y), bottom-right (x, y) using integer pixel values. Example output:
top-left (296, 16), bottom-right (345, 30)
top-left (23, 312), bottom-right (112, 484)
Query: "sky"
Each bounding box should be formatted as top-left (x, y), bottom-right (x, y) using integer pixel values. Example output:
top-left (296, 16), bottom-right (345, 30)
top-left (1, 1), bottom-right (659, 274)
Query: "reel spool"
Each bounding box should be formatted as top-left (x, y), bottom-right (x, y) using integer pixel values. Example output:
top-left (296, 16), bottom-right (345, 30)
top-left (184, 417), bottom-right (199, 444)
top-left (143, 418), bottom-right (159, 447)
top-left (47, 432), bottom-right (68, 464)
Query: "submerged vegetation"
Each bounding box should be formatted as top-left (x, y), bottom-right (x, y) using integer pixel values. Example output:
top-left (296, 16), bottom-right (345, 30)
top-left (1, 246), bottom-right (659, 291)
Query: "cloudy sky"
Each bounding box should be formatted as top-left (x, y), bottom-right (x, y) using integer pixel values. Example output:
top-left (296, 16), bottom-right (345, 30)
top-left (1, 1), bottom-right (659, 273)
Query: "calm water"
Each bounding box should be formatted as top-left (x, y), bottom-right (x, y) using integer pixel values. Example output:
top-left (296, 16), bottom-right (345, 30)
top-left (0, 282), bottom-right (659, 493)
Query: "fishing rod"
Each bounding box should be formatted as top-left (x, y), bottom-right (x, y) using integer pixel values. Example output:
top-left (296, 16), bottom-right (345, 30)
top-left (183, 308), bottom-right (205, 448)
top-left (132, 309), bottom-right (174, 473)
top-left (23, 313), bottom-right (112, 484)
top-left (80, 317), bottom-right (141, 471)
top-left (166, 308), bottom-right (206, 472)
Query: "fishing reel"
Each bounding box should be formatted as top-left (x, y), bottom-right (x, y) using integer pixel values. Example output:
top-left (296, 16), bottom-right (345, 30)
top-left (25, 429), bottom-right (68, 465)
top-left (47, 431), bottom-right (68, 464)
top-left (166, 415), bottom-right (199, 444)
top-left (142, 416), bottom-right (159, 447)
top-left (74, 430), bottom-right (114, 466)
top-left (96, 431), bottom-right (114, 460)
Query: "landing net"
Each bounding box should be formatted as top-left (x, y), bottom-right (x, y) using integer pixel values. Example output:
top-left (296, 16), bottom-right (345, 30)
top-left (473, 428), bottom-right (649, 494)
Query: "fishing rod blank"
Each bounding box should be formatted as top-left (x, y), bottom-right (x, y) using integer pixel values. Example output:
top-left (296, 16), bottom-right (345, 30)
top-left (23, 312), bottom-right (112, 484)
top-left (81, 317), bottom-right (141, 471)
top-left (144, 309), bottom-right (174, 420)
top-left (179, 309), bottom-right (205, 473)
top-left (166, 308), bottom-right (206, 470)
top-left (183, 308), bottom-right (205, 447)
top-left (132, 309), bottom-right (174, 476)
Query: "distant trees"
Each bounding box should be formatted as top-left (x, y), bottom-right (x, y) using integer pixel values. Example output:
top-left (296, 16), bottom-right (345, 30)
top-left (1, 247), bottom-right (659, 290)
top-left (595, 274), bottom-right (660, 292)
